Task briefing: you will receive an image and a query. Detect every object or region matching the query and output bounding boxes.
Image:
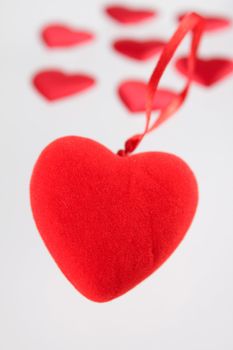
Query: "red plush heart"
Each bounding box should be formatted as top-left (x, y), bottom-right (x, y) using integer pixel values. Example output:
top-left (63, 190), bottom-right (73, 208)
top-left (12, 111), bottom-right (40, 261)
top-left (32, 70), bottom-right (96, 101)
top-left (41, 24), bottom-right (94, 48)
top-left (105, 5), bottom-right (156, 24)
top-left (113, 39), bottom-right (165, 61)
top-left (178, 12), bottom-right (231, 32)
top-left (118, 80), bottom-right (177, 112)
top-left (175, 57), bottom-right (233, 87)
top-left (30, 136), bottom-right (198, 302)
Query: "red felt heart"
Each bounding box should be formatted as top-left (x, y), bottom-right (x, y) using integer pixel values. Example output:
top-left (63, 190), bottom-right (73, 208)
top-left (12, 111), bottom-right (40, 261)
top-left (30, 136), bottom-right (198, 302)
top-left (32, 70), bottom-right (96, 101)
top-left (113, 39), bottom-right (165, 61)
top-left (118, 80), bottom-right (177, 112)
top-left (105, 5), bottom-right (156, 24)
top-left (41, 24), bottom-right (94, 48)
top-left (175, 57), bottom-right (233, 87)
top-left (178, 12), bottom-right (231, 32)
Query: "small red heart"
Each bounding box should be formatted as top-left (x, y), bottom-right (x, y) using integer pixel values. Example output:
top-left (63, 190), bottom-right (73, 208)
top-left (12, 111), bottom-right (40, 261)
top-left (41, 24), bottom-right (94, 48)
top-left (105, 5), bottom-right (156, 25)
top-left (30, 136), bottom-right (198, 302)
top-left (113, 39), bottom-right (165, 61)
top-left (175, 57), bottom-right (233, 87)
top-left (178, 12), bottom-right (231, 32)
top-left (118, 80), bottom-right (177, 112)
top-left (32, 70), bottom-right (96, 101)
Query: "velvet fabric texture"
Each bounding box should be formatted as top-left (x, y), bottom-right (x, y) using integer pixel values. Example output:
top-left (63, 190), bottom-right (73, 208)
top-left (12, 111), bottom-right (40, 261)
top-left (33, 70), bottom-right (96, 101)
top-left (30, 136), bottom-right (198, 302)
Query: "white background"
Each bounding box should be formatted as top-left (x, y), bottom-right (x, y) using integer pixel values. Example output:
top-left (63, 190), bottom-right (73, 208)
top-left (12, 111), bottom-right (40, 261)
top-left (0, 0), bottom-right (233, 349)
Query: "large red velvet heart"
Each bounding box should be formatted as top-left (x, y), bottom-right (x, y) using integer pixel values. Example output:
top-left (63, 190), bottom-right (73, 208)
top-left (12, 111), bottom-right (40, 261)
top-left (30, 136), bottom-right (198, 302)
top-left (41, 24), bottom-right (94, 48)
top-left (113, 39), bottom-right (165, 61)
top-left (178, 12), bottom-right (231, 32)
top-left (175, 57), bottom-right (233, 87)
top-left (105, 5), bottom-right (156, 25)
top-left (118, 80), bottom-right (177, 112)
top-left (33, 70), bottom-right (96, 101)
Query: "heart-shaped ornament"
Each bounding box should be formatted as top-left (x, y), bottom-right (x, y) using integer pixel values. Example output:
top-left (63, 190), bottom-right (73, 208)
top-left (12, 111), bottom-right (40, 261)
top-left (30, 136), bottom-right (198, 302)
top-left (33, 70), bottom-right (96, 101)
top-left (105, 5), bottom-right (156, 25)
top-left (113, 39), bottom-right (165, 61)
top-left (178, 12), bottom-right (231, 32)
top-left (41, 24), bottom-right (94, 48)
top-left (175, 57), bottom-right (233, 87)
top-left (118, 80), bottom-right (177, 112)
top-left (30, 13), bottom-right (204, 302)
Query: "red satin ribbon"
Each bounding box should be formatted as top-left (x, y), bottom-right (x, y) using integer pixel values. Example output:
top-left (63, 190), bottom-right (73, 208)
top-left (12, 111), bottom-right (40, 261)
top-left (118, 12), bottom-right (204, 156)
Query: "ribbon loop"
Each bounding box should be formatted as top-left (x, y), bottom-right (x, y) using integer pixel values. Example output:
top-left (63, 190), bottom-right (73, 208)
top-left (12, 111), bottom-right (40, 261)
top-left (118, 12), bottom-right (205, 156)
